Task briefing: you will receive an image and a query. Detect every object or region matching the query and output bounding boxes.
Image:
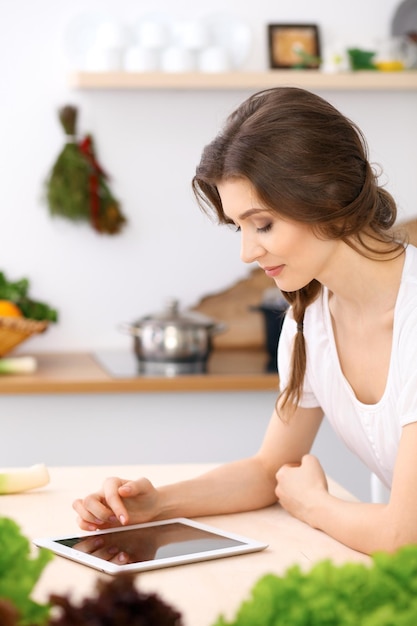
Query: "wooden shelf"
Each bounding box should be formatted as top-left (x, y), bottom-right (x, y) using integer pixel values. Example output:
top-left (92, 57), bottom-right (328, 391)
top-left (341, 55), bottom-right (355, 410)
top-left (69, 69), bottom-right (417, 91)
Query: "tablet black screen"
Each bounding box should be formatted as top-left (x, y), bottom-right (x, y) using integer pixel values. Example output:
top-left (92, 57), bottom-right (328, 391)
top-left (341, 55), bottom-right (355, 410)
top-left (56, 522), bottom-right (245, 564)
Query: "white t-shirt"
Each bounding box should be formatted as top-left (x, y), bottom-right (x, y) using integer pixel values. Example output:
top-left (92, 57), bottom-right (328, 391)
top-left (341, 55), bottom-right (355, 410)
top-left (278, 244), bottom-right (417, 489)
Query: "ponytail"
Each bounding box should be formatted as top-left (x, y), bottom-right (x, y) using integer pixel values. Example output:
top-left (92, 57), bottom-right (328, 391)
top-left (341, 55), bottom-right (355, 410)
top-left (278, 280), bottom-right (321, 421)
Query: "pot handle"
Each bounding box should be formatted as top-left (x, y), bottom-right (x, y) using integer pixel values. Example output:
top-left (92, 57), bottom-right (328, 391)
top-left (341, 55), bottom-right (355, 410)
top-left (118, 322), bottom-right (141, 337)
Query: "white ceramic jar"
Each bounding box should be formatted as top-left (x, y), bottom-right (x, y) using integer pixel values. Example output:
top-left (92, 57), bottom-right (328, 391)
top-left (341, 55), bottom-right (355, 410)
top-left (124, 46), bottom-right (160, 71)
top-left (198, 46), bottom-right (230, 72)
top-left (160, 46), bottom-right (197, 72)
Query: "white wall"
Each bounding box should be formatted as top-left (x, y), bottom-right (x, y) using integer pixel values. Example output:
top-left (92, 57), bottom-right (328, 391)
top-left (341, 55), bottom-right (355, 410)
top-left (0, 0), bottom-right (415, 352)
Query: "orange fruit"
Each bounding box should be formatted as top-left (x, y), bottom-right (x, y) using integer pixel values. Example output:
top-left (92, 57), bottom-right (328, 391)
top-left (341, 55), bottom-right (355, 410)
top-left (0, 300), bottom-right (23, 317)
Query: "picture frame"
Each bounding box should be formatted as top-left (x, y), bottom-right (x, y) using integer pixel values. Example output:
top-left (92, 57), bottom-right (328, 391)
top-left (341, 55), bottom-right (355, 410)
top-left (268, 24), bottom-right (321, 69)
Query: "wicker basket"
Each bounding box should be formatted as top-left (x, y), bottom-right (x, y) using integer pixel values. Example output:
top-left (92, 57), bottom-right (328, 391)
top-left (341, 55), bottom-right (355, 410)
top-left (0, 316), bottom-right (48, 357)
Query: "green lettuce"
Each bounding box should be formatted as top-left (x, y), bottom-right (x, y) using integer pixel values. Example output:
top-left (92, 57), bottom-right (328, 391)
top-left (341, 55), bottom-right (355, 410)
top-left (213, 544), bottom-right (417, 626)
top-left (0, 517), bottom-right (53, 625)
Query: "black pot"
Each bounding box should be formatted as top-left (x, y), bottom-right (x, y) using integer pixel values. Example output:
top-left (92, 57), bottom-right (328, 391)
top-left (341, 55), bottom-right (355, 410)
top-left (254, 304), bottom-right (288, 373)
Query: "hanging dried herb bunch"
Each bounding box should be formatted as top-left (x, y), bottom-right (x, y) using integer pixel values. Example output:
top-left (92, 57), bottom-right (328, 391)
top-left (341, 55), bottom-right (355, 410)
top-left (45, 105), bottom-right (127, 235)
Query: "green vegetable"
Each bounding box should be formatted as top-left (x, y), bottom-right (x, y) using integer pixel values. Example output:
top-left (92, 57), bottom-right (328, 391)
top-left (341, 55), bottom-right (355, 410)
top-left (0, 274), bottom-right (29, 302)
top-left (0, 357), bottom-right (37, 375)
top-left (0, 517), bottom-right (53, 625)
top-left (212, 544), bottom-right (417, 626)
top-left (0, 272), bottom-right (58, 322)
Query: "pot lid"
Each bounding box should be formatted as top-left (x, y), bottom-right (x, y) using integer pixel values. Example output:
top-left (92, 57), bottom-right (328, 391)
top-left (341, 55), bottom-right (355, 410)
top-left (137, 299), bottom-right (217, 328)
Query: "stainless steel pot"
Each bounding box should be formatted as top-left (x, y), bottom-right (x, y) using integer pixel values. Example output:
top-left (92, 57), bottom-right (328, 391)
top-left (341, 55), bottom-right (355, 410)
top-left (121, 299), bottom-right (226, 375)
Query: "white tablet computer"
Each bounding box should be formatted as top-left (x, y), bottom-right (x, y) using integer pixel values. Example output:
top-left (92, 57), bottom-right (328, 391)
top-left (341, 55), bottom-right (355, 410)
top-left (33, 517), bottom-right (268, 575)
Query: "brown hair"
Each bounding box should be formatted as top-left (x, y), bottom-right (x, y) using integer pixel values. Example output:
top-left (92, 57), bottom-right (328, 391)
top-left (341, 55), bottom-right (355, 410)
top-left (192, 87), bottom-right (403, 419)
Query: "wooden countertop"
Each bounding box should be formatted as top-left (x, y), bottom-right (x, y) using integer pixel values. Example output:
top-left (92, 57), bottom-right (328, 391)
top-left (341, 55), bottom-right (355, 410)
top-left (0, 350), bottom-right (278, 395)
top-left (2, 464), bottom-right (370, 626)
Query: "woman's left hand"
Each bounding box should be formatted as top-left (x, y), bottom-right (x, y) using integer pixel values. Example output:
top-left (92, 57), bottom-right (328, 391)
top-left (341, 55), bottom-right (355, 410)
top-left (275, 454), bottom-right (329, 526)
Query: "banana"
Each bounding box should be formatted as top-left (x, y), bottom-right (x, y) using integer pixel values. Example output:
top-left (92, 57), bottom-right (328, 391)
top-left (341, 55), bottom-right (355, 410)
top-left (0, 463), bottom-right (50, 494)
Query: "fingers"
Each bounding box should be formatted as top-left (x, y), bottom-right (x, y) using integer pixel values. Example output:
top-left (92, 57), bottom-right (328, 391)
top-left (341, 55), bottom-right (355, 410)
top-left (276, 454), bottom-right (316, 478)
top-left (275, 460), bottom-right (301, 482)
top-left (275, 454), bottom-right (328, 497)
top-left (100, 476), bottom-right (134, 526)
top-left (118, 477), bottom-right (153, 497)
top-left (73, 476), bottom-right (156, 531)
top-left (73, 477), bottom-right (130, 530)
top-left (72, 495), bottom-right (117, 531)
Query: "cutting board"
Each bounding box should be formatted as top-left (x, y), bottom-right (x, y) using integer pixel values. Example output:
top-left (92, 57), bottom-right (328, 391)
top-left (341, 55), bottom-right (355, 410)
top-left (191, 267), bottom-right (275, 350)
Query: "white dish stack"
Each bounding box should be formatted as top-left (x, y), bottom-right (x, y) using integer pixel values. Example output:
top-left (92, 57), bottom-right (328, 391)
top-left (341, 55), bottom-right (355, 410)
top-left (65, 12), bottom-right (253, 73)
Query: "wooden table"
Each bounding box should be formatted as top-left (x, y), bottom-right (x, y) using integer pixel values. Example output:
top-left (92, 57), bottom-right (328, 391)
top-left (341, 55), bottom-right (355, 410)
top-left (1, 464), bottom-right (370, 626)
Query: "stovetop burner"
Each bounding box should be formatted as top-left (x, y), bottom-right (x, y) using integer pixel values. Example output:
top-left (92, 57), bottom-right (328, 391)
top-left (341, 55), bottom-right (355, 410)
top-left (93, 350), bottom-right (206, 378)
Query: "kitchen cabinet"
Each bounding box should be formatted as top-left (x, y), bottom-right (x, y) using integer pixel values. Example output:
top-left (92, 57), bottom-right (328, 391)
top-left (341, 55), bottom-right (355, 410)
top-left (69, 70), bottom-right (417, 91)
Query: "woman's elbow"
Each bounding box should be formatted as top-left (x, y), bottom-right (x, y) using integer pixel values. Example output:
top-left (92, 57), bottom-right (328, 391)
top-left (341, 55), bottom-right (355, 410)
top-left (378, 517), bottom-right (417, 554)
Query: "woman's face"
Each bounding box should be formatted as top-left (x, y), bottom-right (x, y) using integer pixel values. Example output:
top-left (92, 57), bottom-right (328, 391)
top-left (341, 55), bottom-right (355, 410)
top-left (217, 178), bottom-right (341, 292)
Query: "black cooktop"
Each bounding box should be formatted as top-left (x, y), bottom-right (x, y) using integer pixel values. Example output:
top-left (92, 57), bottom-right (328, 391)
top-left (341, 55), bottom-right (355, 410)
top-left (93, 350), bottom-right (207, 378)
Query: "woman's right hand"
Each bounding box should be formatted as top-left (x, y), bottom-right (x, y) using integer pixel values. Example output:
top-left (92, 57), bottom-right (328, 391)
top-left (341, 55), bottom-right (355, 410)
top-left (72, 476), bottom-right (161, 531)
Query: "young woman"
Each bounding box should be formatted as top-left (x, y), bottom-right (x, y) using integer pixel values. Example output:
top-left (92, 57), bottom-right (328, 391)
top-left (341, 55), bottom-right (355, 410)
top-left (73, 87), bottom-right (417, 555)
